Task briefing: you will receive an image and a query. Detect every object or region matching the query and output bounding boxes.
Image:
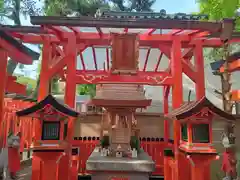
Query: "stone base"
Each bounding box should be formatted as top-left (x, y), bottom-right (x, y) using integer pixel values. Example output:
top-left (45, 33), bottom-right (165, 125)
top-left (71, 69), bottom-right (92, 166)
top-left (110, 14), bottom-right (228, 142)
top-left (87, 148), bottom-right (155, 172)
top-left (87, 148), bottom-right (155, 180)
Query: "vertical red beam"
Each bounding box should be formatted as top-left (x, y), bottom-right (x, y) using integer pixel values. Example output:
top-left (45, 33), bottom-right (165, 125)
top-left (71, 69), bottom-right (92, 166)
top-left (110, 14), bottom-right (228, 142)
top-left (143, 49), bottom-right (151, 71)
top-left (171, 37), bottom-right (183, 148)
top-left (38, 37), bottom-right (51, 101)
top-left (106, 48), bottom-right (110, 70)
top-left (79, 51), bottom-right (86, 71)
top-left (163, 86), bottom-right (170, 142)
top-left (37, 37), bottom-right (52, 141)
top-left (194, 40), bottom-right (210, 180)
top-left (171, 37), bottom-right (183, 180)
top-left (64, 34), bottom-right (77, 132)
top-left (33, 37), bottom-right (52, 180)
top-left (62, 33), bottom-right (77, 180)
top-left (3, 105), bottom-right (8, 147)
top-left (92, 47), bottom-right (98, 70)
top-left (64, 34), bottom-right (77, 107)
top-left (194, 41), bottom-right (205, 99)
top-left (0, 49), bottom-right (8, 148)
top-left (155, 52), bottom-right (163, 72)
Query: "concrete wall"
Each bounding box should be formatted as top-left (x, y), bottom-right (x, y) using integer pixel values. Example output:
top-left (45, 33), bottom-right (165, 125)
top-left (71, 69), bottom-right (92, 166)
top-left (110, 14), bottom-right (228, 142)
top-left (73, 114), bottom-right (171, 138)
top-left (73, 114), bottom-right (229, 143)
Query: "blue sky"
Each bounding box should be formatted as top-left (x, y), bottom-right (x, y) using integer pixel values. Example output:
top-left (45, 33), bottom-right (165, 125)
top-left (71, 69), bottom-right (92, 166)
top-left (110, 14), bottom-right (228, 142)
top-left (152, 0), bottom-right (199, 13)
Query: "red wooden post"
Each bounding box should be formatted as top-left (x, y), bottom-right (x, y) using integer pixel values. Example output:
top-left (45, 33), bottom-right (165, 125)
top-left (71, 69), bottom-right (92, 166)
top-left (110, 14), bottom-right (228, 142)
top-left (171, 37), bottom-right (183, 180)
top-left (0, 49), bottom-right (8, 148)
top-left (64, 34), bottom-right (77, 134)
top-left (58, 32), bottom-right (77, 180)
top-left (163, 86), bottom-right (170, 142)
top-left (164, 156), bottom-right (172, 180)
top-left (194, 40), bottom-right (211, 180)
top-left (32, 37), bottom-right (52, 180)
top-left (38, 37), bottom-right (51, 101)
top-left (194, 41), bottom-right (205, 99)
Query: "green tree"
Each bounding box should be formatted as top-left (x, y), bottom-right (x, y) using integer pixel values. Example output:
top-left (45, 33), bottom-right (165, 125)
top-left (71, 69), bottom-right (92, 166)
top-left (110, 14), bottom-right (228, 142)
top-left (16, 75), bottom-right (37, 95)
top-left (51, 77), bottom-right (60, 94)
top-left (199, 0), bottom-right (238, 19)
top-left (77, 84), bottom-right (96, 97)
top-left (0, 0), bottom-right (3, 10)
top-left (44, 0), bottom-right (109, 16)
top-left (198, 1), bottom-right (240, 178)
top-left (0, 0), bottom-right (42, 75)
top-left (198, 0), bottom-right (240, 113)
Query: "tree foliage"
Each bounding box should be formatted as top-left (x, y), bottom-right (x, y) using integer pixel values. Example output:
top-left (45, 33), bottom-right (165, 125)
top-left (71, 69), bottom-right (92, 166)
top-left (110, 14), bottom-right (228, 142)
top-left (44, 0), bottom-right (156, 17)
top-left (198, 0), bottom-right (240, 61)
top-left (77, 84), bottom-right (96, 97)
top-left (198, 0), bottom-right (240, 30)
top-left (0, 0), bottom-right (3, 11)
top-left (44, 0), bottom-right (109, 16)
top-left (0, 0), bottom-right (42, 75)
top-left (110, 0), bottom-right (156, 11)
top-left (199, 0), bottom-right (238, 19)
top-left (198, 1), bottom-right (239, 159)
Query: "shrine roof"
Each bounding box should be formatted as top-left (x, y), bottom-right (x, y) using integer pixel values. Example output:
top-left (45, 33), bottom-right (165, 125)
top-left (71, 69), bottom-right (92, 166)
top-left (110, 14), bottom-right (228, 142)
top-left (5, 94), bottom-right (36, 102)
top-left (0, 30), bottom-right (40, 63)
top-left (0, 24), bottom-right (46, 34)
top-left (16, 94), bottom-right (79, 117)
top-left (29, 15), bottom-right (224, 32)
top-left (0, 11), bottom-right (238, 48)
top-left (166, 96), bottom-right (235, 121)
top-left (12, 94), bottom-right (28, 100)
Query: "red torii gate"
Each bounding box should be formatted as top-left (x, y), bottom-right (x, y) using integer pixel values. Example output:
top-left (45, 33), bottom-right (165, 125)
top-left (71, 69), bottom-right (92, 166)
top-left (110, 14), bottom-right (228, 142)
top-left (0, 30), bottom-right (39, 143)
top-left (0, 14), bottom-right (239, 180)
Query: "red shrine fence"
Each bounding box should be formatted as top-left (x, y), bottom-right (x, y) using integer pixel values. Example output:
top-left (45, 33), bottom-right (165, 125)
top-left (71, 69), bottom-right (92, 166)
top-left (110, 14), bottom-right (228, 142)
top-left (1, 98), bottom-right (174, 176)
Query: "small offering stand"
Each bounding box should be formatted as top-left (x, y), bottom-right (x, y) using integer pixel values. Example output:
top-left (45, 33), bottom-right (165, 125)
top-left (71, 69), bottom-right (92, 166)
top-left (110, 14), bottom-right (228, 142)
top-left (166, 97), bottom-right (236, 180)
top-left (16, 95), bottom-right (79, 180)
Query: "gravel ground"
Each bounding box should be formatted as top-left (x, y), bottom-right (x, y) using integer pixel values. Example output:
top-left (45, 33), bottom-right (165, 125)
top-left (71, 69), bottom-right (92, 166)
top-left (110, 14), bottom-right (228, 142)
top-left (16, 165), bottom-right (31, 180)
top-left (8, 160), bottom-right (32, 180)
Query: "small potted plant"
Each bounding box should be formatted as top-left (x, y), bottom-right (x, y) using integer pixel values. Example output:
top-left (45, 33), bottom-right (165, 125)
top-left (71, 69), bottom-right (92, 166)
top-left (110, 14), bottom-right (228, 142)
top-left (100, 135), bottom-right (110, 149)
top-left (130, 136), bottom-right (140, 152)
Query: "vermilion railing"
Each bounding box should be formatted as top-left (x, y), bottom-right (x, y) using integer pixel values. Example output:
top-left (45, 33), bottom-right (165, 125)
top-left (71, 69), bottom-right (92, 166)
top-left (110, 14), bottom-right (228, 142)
top-left (72, 137), bottom-right (174, 176)
top-left (1, 98), bottom-right (34, 149)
